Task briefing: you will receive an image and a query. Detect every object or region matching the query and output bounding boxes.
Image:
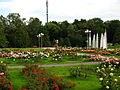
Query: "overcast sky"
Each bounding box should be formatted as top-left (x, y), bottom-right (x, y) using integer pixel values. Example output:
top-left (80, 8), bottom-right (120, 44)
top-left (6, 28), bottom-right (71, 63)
top-left (0, 0), bottom-right (120, 24)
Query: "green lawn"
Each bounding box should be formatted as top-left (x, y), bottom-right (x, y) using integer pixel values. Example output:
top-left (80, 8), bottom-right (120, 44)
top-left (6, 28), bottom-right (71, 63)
top-left (8, 68), bottom-right (28, 90)
top-left (0, 55), bottom-right (87, 66)
top-left (7, 64), bottom-right (102, 90)
top-left (45, 65), bottom-right (101, 90)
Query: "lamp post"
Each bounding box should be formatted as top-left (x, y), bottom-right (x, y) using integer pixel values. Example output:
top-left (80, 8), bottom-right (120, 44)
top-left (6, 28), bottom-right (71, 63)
top-left (37, 33), bottom-right (44, 48)
top-left (85, 29), bottom-right (91, 49)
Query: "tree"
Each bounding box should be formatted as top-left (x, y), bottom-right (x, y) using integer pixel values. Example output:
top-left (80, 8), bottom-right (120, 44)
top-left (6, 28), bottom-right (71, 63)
top-left (67, 24), bottom-right (85, 47)
top-left (27, 17), bottom-right (44, 47)
top-left (87, 18), bottom-right (105, 34)
top-left (14, 25), bottom-right (30, 47)
top-left (113, 25), bottom-right (120, 44)
top-left (0, 22), bottom-right (8, 47)
top-left (64, 37), bottom-right (71, 46)
top-left (105, 20), bottom-right (120, 44)
top-left (59, 38), bottom-right (64, 46)
top-left (6, 13), bottom-right (30, 47)
top-left (47, 22), bottom-right (61, 45)
top-left (60, 21), bottom-right (69, 38)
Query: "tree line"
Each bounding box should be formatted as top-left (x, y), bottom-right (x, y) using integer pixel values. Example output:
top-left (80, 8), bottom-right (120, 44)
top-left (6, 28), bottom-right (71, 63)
top-left (0, 13), bottom-right (120, 48)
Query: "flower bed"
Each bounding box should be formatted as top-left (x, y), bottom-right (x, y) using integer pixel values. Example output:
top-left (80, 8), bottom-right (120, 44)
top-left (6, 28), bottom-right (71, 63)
top-left (0, 63), bottom-right (12, 90)
top-left (88, 55), bottom-right (104, 61)
top-left (81, 50), bottom-right (111, 55)
top-left (96, 56), bottom-right (120, 90)
top-left (22, 65), bottom-right (76, 90)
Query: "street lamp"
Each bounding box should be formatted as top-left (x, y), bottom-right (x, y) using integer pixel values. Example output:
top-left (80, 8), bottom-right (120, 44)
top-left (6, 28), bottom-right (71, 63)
top-left (85, 29), bottom-right (91, 49)
top-left (37, 33), bottom-right (44, 48)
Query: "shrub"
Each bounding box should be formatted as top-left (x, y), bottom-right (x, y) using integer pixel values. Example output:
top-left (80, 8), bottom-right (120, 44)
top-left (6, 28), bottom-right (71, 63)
top-left (69, 67), bottom-right (87, 78)
top-left (22, 65), bottom-right (76, 90)
top-left (88, 54), bottom-right (103, 61)
top-left (0, 63), bottom-right (12, 90)
top-left (96, 57), bottom-right (120, 90)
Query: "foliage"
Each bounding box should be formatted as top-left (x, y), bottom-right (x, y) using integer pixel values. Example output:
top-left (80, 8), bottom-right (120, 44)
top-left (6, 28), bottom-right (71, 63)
top-left (96, 57), bottom-right (120, 90)
top-left (22, 65), bottom-right (76, 90)
top-left (0, 63), bottom-right (12, 90)
top-left (69, 66), bottom-right (87, 78)
top-left (51, 48), bottom-right (63, 62)
top-left (88, 54), bottom-right (103, 61)
top-left (1, 13), bottom-right (120, 48)
top-left (0, 21), bottom-right (8, 47)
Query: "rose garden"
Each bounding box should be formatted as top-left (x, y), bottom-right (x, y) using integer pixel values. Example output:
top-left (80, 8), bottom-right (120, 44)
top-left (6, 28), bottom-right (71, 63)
top-left (0, 47), bottom-right (120, 90)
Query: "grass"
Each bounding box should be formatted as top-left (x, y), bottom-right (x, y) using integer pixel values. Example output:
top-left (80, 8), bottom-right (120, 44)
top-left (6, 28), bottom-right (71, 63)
top-left (44, 65), bottom-right (101, 90)
top-left (108, 44), bottom-right (120, 49)
top-left (7, 68), bottom-right (28, 90)
top-left (7, 64), bottom-right (102, 90)
top-left (1, 55), bottom-right (87, 66)
top-left (1, 47), bottom-right (120, 89)
top-left (1, 48), bottom-right (43, 51)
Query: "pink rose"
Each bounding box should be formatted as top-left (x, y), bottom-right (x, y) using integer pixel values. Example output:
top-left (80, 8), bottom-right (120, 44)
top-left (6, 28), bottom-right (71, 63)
top-left (0, 72), bottom-right (4, 76)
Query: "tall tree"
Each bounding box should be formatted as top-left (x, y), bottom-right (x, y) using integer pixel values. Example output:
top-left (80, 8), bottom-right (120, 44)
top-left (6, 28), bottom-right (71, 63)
top-left (6, 13), bottom-right (30, 47)
top-left (47, 22), bottom-right (61, 45)
top-left (87, 18), bottom-right (105, 33)
top-left (0, 21), bottom-right (8, 47)
top-left (27, 17), bottom-right (43, 47)
top-left (105, 20), bottom-right (120, 44)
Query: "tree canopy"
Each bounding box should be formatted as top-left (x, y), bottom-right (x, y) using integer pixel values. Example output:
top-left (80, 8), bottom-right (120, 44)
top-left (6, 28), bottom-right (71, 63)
top-left (0, 13), bottom-right (120, 48)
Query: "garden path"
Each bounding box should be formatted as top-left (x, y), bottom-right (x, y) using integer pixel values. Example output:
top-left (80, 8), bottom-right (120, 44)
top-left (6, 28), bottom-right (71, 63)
top-left (7, 62), bottom-right (101, 68)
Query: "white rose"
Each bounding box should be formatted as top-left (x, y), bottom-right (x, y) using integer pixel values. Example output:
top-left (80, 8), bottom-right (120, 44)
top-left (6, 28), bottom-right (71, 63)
top-left (114, 79), bottom-right (118, 82)
top-left (101, 68), bottom-right (105, 71)
top-left (111, 68), bottom-right (114, 71)
top-left (99, 78), bottom-right (103, 81)
top-left (109, 65), bottom-right (112, 68)
top-left (1, 61), bottom-right (3, 63)
top-left (104, 65), bottom-right (106, 67)
top-left (97, 67), bottom-right (99, 69)
top-left (96, 69), bottom-right (100, 72)
top-left (106, 86), bottom-right (109, 89)
top-left (110, 73), bottom-right (113, 76)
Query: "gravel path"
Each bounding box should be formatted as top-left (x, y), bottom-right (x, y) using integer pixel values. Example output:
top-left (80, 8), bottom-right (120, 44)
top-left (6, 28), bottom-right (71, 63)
top-left (7, 62), bottom-right (101, 68)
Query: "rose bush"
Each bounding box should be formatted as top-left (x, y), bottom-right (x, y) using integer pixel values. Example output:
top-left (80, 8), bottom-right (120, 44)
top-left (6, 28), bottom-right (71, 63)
top-left (0, 63), bottom-right (12, 90)
top-left (22, 65), bottom-right (76, 90)
top-left (88, 54), bottom-right (103, 61)
top-left (96, 56), bottom-right (120, 90)
top-left (69, 67), bottom-right (87, 78)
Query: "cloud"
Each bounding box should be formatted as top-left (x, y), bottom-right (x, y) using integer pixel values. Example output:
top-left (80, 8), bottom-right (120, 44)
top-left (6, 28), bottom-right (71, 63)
top-left (0, 0), bottom-right (120, 24)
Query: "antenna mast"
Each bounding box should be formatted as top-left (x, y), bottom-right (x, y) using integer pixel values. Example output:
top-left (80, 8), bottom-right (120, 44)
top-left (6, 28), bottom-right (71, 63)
top-left (46, 0), bottom-right (48, 23)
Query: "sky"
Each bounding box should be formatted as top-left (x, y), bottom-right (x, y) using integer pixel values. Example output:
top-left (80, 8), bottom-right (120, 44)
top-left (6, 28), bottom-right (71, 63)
top-left (0, 0), bottom-right (120, 24)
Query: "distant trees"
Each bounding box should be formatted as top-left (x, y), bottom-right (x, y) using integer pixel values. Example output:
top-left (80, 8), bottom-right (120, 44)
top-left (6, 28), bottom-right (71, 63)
top-left (105, 20), bottom-right (120, 44)
top-left (0, 13), bottom-right (120, 48)
top-left (0, 20), bottom-right (8, 47)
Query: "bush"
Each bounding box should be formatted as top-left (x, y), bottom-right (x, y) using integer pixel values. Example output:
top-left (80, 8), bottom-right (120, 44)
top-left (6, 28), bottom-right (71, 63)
top-left (96, 57), bottom-right (120, 90)
top-left (69, 67), bottom-right (87, 78)
top-left (22, 65), bottom-right (76, 90)
top-left (0, 63), bottom-right (12, 90)
top-left (88, 54), bottom-right (103, 61)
